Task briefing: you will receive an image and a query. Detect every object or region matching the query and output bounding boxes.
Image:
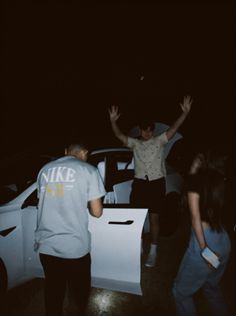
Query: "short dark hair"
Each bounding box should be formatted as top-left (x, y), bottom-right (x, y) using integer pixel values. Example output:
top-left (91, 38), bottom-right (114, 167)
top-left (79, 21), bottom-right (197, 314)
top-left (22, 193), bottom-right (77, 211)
top-left (138, 119), bottom-right (155, 131)
top-left (66, 143), bottom-right (88, 153)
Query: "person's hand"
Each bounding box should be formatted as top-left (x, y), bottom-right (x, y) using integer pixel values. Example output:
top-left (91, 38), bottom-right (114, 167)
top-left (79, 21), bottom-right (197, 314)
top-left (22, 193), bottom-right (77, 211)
top-left (201, 247), bottom-right (221, 269)
top-left (180, 95), bottom-right (192, 114)
top-left (109, 105), bottom-right (120, 122)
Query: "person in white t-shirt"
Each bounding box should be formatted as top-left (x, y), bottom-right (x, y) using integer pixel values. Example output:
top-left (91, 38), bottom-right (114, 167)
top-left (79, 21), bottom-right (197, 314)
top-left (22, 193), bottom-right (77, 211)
top-left (35, 143), bottom-right (106, 316)
top-left (109, 96), bottom-right (192, 267)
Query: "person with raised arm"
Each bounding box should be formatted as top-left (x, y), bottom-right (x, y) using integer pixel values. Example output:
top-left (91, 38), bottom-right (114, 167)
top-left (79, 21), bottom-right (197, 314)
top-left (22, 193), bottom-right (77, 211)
top-left (109, 96), bottom-right (192, 267)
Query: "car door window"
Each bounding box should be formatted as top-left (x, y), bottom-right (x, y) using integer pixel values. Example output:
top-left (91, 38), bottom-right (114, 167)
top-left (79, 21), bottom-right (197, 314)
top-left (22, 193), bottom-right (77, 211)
top-left (21, 189), bottom-right (38, 208)
top-left (89, 150), bottom-right (134, 205)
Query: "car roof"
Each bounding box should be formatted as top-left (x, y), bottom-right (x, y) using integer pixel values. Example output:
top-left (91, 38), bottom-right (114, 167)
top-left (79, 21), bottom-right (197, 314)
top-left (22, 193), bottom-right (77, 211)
top-left (90, 147), bottom-right (132, 155)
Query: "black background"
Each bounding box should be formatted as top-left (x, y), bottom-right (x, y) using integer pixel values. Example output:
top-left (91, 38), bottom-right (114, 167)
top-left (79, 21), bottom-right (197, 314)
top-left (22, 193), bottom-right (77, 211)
top-left (2, 0), bottom-right (235, 157)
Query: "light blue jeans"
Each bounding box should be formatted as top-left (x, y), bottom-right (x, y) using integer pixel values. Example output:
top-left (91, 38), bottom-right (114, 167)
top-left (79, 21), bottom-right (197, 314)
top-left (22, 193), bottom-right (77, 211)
top-left (173, 227), bottom-right (231, 316)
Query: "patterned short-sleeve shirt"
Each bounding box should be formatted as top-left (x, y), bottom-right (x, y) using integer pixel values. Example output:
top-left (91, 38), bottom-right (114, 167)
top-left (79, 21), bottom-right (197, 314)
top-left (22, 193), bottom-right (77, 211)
top-left (127, 132), bottom-right (168, 181)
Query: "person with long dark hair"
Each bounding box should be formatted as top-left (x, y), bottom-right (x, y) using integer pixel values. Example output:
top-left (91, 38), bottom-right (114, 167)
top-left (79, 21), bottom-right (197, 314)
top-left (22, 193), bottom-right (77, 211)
top-left (172, 150), bottom-right (231, 316)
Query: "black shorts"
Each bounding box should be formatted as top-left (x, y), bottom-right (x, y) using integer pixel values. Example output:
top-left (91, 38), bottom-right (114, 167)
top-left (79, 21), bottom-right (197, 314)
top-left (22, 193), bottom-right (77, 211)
top-left (130, 177), bottom-right (166, 214)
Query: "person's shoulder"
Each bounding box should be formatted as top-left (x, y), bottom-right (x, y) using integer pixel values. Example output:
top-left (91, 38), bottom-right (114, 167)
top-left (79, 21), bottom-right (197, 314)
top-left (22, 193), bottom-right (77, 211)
top-left (39, 157), bottom-right (60, 172)
top-left (47, 156), bottom-right (73, 167)
top-left (128, 136), bottom-right (139, 142)
top-left (154, 132), bottom-right (168, 140)
top-left (127, 136), bottom-right (140, 148)
top-left (41, 156), bottom-right (79, 169)
top-left (83, 161), bottom-right (97, 171)
top-left (70, 159), bottom-right (97, 173)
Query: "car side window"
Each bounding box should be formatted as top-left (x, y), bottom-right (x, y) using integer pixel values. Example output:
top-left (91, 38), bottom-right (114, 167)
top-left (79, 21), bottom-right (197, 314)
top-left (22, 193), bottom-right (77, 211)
top-left (89, 151), bottom-right (134, 205)
top-left (21, 189), bottom-right (38, 209)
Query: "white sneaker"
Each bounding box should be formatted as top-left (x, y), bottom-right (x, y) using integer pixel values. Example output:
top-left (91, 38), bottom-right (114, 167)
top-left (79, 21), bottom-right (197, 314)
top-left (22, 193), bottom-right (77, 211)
top-left (145, 252), bottom-right (157, 267)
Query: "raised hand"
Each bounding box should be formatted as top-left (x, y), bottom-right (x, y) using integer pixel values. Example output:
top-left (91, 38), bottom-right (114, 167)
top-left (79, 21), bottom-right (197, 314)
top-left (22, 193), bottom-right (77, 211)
top-left (180, 95), bottom-right (193, 114)
top-left (109, 105), bottom-right (121, 122)
top-left (108, 105), bottom-right (127, 144)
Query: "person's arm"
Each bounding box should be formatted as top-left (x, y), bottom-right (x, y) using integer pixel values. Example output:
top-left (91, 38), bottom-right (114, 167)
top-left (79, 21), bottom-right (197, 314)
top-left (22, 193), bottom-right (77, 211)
top-left (108, 105), bottom-right (128, 146)
top-left (188, 155), bottom-right (206, 250)
top-left (188, 191), bottom-right (207, 250)
top-left (166, 95), bottom-right (192, 141)
top-left (88, 198), bottom-right (103, 218)
top-left (188, 191), bottom-right (220, 268)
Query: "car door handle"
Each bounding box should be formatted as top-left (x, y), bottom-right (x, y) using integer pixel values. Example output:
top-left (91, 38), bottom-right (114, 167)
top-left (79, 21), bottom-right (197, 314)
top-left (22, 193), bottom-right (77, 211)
top-left (0, 226), bottom-right (16, 237)
top-left (108, 220), bottom-right (134, 225)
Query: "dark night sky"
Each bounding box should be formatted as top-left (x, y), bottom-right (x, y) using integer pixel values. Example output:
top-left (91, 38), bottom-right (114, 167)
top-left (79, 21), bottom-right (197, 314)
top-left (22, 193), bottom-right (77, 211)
top-left (2, 1), bottom-right (236, 157)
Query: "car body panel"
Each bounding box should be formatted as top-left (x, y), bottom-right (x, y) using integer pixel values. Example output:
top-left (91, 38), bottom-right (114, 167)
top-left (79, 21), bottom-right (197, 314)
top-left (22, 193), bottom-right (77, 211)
top-left (0, 138), bottom-right (183, 294)
top-left (89, 207), bottom-right (148, 295)
top-left (0, 209), bottom-right (25, 289)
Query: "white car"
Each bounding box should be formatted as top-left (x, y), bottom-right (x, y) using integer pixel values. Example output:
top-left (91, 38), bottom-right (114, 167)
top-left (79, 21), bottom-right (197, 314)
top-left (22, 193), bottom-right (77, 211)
top-left (0, 140), bottom-right (183, 293)
top-left (0, 152), bottom-right (54, 292)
